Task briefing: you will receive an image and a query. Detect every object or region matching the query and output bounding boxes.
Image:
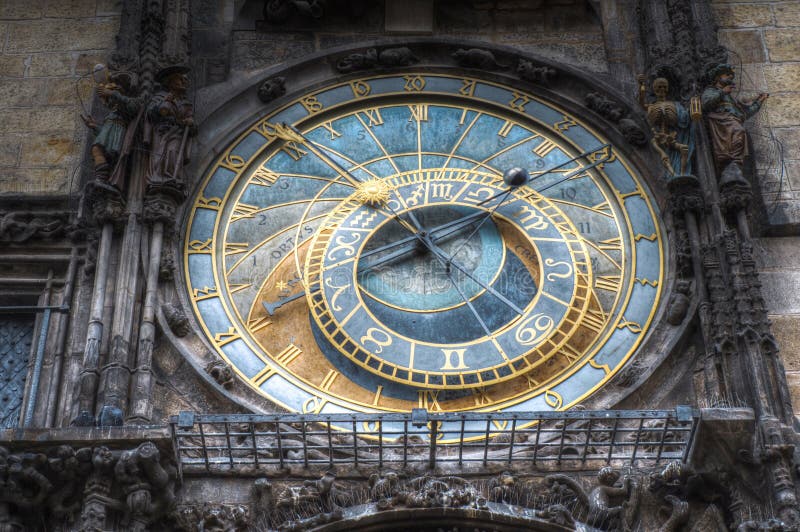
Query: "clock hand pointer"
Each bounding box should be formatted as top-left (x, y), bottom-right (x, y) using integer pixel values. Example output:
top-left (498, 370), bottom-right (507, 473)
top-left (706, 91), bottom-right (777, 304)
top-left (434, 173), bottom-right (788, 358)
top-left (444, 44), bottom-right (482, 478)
top-left (445, 269), bottom-right (493, 337)
top-left (446, 167), bottom-right (529, 266)
top-left (283, 123), bottom-right (363, 187)
top-left (421, 233), bottom-right (525, 315)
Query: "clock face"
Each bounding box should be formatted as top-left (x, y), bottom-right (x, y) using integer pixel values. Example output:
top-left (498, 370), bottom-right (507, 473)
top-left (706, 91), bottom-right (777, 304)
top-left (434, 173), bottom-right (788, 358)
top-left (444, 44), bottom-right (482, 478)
top-left (184, 73), bottom-right (665, 427)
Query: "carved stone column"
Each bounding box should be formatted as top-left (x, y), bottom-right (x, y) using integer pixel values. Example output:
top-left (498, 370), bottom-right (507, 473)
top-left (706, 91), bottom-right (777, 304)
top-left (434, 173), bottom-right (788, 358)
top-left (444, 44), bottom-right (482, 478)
top-left (73, 184), bottom-right (126, 427)
top-left (129, 187), bottom-right (183, 422)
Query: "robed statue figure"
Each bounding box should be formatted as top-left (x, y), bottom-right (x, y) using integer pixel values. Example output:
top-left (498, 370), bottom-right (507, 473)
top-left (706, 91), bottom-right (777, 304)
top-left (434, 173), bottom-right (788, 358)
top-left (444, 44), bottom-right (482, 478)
top-left (701, 64), bottom-right (768, 175)
top-left (144, 66), bottom-right (196, 193)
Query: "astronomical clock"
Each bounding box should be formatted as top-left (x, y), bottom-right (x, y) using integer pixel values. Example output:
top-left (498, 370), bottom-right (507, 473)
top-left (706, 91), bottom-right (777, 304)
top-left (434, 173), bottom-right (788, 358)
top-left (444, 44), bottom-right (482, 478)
top-left (184, 73), bottom-right (665, 436)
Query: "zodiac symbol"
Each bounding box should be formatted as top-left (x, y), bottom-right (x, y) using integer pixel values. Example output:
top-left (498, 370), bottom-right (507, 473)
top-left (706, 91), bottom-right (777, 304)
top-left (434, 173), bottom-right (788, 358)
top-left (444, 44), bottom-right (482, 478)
top-left (405, 185), bottom-right (425, 206)
top-left (324, 277), bottom-right (351, 312)
top-left (545, 258), bottom-right (573, 281)
top-left (327, 232), bottom-right (362, 260)
top-left (360, 327), bottom-right (393, 354)
top-left (515, 313), bottom-right (554, 346)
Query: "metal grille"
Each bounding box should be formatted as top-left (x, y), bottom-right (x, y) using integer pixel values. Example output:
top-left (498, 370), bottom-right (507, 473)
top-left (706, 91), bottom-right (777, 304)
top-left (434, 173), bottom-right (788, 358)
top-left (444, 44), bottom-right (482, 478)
top-left (0, 317), bottom-right (33, 429)
top-left (170, 407), bottom-right (698, 475)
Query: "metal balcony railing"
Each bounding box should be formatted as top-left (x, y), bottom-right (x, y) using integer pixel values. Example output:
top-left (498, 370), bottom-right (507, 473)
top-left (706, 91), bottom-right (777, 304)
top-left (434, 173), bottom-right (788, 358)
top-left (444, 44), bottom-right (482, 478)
top-left (169, 407), bottom-right (698, 476)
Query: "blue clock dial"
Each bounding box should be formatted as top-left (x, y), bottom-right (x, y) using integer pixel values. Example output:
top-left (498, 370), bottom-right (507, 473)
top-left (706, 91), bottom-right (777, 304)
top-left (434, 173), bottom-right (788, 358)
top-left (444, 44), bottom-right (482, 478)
top-left (184, 74), bottom-right (665, 428)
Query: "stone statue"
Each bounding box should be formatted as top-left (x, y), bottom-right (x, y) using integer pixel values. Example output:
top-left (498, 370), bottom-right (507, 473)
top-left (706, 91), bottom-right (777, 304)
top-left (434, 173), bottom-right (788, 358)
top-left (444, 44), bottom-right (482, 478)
top-left (701, 64), bottom-right (768, 174)
top-left (547, 466), bottom-right (634, 529)
top-left (144, 66), bottom-right (196, 194)
top-left (81, 71), bottom-right (141, 190)
top-left (638, 75), bottom-right (693, 177)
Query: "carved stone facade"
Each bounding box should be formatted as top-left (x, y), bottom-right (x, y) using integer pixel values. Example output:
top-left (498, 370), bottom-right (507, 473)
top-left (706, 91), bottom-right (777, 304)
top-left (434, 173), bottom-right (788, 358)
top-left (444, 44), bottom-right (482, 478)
top-left (1, 1), bottom-right (799, 531)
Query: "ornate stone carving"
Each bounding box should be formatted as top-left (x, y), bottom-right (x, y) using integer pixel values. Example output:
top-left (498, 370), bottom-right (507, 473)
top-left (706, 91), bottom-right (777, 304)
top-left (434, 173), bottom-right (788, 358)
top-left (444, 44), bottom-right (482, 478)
top-left (0, 442), bottom-right (175, 530)
top-left (666, 279), bottom-right (692, 325)
top-left (546, 467), bottom-right (637, 530)
top-left (584, 91), bottom-right (648, 148)
top-left (0, 211), bottom-right (71, 243)
top-left (162, 302), bottom-right (190, 337)
top-left (84, 181), bottom-right (127, 228)
top-left (586, 91), bottom-right (626, 123)
top-left (263, 0), bottom-right (325, 23)
top-left (258, 76), bottom-right (286, 103)
top-left (205, 360), bottom-right (235, 389)
top-left (336, 47), bottom-right (418, 73)
top-left (516, 59), bottom-right (557, 84)
top-left (170, 504), bottom-right (249, 532)
top-left (452, 48), bottom-right (508, 70)
top-left (114, 442), bottom-right (177, 530)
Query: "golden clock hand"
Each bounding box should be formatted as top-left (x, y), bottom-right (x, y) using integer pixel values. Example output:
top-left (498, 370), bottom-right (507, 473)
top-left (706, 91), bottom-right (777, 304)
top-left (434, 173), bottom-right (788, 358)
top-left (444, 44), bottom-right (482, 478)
top-left (283, 123), bottom-right (363, 187)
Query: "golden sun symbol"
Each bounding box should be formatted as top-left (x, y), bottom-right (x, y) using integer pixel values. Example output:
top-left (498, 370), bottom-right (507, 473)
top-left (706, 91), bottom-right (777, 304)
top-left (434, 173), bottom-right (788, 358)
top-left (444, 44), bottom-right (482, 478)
top-left (354, 178), bottom-right (390, 206)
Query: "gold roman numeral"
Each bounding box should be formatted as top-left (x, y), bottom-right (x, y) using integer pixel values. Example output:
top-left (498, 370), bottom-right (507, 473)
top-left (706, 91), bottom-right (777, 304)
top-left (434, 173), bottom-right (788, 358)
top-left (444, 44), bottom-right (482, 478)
top-left (498, 120), bottom-right (514, 137)
top-left (408, 104), bottom-right (429, 122)
top-left (532, 138), bottom-right (557, 157)
top-left (250, 167), bottom-right (280, 186)
top-left (418, 390), bottom-right (442, 411)
top-left (281, 142), bottom-right (308, 161)
top-left (361, 108), bottom-right (384, 127)
top-left (472, 387), bottom-right (492, 406)
top-left (251, 344), bottom-right (302, 387)
top-left (595, 274), bottom-right (621, 292)
top-left (598, 237), bottom-right (622, 251)
top-left (320, 121), bottom-right (342, 140)
top-left (459, 79), bottom-right (476, 96)
top-left (224, 242), bottom-right (249, 256)
top-left (231, 203), bottom-right (260, 222)
top-left (440, 348), bottom-right (468, 370)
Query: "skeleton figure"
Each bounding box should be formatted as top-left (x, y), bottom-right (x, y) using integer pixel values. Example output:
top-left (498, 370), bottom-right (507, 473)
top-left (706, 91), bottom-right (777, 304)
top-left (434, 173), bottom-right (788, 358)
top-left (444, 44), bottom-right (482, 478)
top-left (638, 76), bottom-right (693, 177)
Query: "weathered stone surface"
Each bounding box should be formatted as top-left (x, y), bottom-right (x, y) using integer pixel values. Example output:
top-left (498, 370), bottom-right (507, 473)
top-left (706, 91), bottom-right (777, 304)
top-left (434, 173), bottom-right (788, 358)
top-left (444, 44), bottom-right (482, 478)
top-left (765, 29), bottom-right (800, 62)
top-left (770, 315), bottom-right (800, 372)
top-left (774, 126), bottom-right (800, 154)
top-left (232, 35), bottom-right (315, 71)
top-left (5, 18), bottom-right (118, 53)
top-left (46, 77), bottom-right (92, 105)
top-left (764, 63), bottom-right (800, 93)
top-left (0, 78), bottom-right (47, 107)
top-left (718, 29), bottom-right (766, 63)
top-left (0, 167), bottom-right (68, 194)
top-left (19, 132), bottom-right (77, 166)
top-left (765, 93), bottom-right (800, 127)
top-left (43, 0), bottom-right (97, 18)
top-left (786, 371), bottom-right (800, 413)
top-left (95, 0), bottom-right (123, 17)
top-left (754, 236), bottom-right (800, 270)
top-left (712, 3), bottom-right (773, 28)
top-left (0, 136), bottom-right (20, 166)
top-left (774, 3), bottom-right (800, 27)
top-left (759, 271), bottom-right (800, 313)
top-left (0, 107), bottom-right (74, 133)
top-left (0, 0), bottom-right (44, 19)
top-left (0, 55), bottom-right (27, 77)
top-left (27, 52), bottom-right (75, 77)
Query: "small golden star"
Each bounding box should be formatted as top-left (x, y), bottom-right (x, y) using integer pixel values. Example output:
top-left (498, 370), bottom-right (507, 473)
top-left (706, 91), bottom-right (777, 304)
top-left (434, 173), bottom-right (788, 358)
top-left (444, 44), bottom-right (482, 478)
top-left (275, 280), bottom-right (288, 291)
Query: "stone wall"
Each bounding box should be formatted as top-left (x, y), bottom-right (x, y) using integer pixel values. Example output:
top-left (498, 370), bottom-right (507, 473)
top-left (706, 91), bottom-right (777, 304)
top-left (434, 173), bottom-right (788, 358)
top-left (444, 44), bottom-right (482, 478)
top-left (226, 0), bottom-right (606, 75)
top-left (0, 0), bottom-right (120, 196)
top-left (712, 0), bottom-right (800, 231)
top-left (713, 1), bottom-right (800, 422)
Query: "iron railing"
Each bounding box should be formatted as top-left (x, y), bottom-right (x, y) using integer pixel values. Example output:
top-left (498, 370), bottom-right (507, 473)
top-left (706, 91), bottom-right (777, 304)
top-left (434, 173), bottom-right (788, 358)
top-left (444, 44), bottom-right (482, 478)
top-left (170, 407), bottom-right (698, 475)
